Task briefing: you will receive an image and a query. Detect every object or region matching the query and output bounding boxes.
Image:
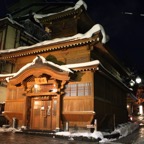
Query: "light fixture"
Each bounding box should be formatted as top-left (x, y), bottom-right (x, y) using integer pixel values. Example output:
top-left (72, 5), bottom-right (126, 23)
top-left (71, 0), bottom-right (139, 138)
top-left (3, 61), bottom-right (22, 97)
top-left (129, 79), bottom-right (135, 86)
top-left (139, 105), bottom-right (143, 115)
top-left (52, 84), bottom-right (57, 92)
top-left (34, 84), bottom-right (38, 89)
top-left (127, 104), bottom-right (130, 108)
top-left (34, 84), bottom-right (39, 93)
top-left (135, 76), bottom-right (142, 84)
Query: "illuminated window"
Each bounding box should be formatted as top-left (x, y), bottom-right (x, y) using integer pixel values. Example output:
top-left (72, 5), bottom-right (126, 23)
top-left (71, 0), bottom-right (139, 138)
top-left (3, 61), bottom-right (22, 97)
top-left (65, 82), bottom-right (91, 96)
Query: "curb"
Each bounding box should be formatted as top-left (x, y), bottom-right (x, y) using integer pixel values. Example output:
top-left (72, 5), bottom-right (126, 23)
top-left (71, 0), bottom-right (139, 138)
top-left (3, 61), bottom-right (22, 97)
top-left (16, 130), bottom-right (120, 142)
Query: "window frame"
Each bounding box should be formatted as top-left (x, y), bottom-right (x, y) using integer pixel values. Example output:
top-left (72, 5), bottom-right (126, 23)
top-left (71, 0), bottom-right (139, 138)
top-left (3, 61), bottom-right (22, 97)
top-left (65, 82), bottom-right (92, 97)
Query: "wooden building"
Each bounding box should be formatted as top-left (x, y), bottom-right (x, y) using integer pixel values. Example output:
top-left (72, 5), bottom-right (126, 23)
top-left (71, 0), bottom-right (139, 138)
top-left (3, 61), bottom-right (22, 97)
top-left (0, 17), bottom-right (39, 51)
top-left (0, 0), bottom-right (133, 131)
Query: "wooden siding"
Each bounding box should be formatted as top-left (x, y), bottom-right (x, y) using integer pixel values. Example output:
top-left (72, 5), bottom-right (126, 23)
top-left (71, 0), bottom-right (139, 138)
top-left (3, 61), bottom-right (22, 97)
top-left (63, 96), bottom-right (93, 112)
top-left (94, 72), bottom-right (128, 130)
top-left (14, 45), bottom-right (90, 72)
top-left (0, 86), bottom-right (7, 102)
top-left (44, 17), bottom-right (77, 39)
top-left (4, 85), bottom-right (26, 126)
top-left (62, 71), bottom-right (95, 127)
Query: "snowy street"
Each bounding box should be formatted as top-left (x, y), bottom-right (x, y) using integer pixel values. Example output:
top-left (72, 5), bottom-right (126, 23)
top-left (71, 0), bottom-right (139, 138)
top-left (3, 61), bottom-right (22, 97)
top-left (0, 132), bottom-right (122, 144)
top-left (0, 122), bottom-right (143, 144)
top-left (114, 124), bottom-right (144, 144)
top-left (0, 132), bottom-right (95, 144)
top-left (0, 127), bottom-right (142, 144)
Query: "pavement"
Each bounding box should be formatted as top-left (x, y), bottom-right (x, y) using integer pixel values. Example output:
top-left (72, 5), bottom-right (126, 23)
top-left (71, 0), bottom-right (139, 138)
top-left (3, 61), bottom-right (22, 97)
top-left (17, 128), bottom-right (121, 142)
top-left (0, 126), bottom-right (120, 142)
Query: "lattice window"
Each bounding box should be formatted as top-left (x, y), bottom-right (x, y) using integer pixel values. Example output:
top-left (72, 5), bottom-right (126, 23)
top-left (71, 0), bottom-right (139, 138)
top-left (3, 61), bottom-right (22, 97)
top-left (65, 82), bottom-right (92, 96)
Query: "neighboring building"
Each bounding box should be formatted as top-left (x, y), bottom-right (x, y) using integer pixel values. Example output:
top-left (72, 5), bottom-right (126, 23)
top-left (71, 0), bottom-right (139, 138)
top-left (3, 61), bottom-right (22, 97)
top-left (0, 17), bottom-right (43, 77)
top-left (0, 0), bottom-right (134, 131)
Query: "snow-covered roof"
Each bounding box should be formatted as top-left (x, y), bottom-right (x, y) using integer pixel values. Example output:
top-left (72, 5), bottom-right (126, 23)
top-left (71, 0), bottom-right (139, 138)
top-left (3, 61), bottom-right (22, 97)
top-left (0, 17), bottom-right (40, 43)
top-left (63, 60), bottom-right (99, 69)
top-left (0, 55), bottom-right (100, 82)
top-left (0, 17), bottom-right (24, 28)
top-left (0, 23), bottom-right (107, 55)
top-left (34, 0), bottom-right (87, 23)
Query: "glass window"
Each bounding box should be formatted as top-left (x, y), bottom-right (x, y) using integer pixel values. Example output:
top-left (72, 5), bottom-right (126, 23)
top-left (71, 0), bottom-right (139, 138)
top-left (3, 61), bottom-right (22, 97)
top-left (71, 84), bottom-right (77, 96)
top-left (78, 83), bottom-right (84, 96)
top-left (65, 82), bottom-right (91, 96)
top-left (85, 83), bottom-right (91, 96)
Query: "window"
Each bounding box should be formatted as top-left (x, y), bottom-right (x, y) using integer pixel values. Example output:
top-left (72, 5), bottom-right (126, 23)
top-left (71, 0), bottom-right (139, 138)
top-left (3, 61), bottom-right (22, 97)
top-left (65, 82), bottom-right (91, 96)
top-left (84, 83), bottom-right (91, 96)
top-left (0, 61), bottom-right (14, 74)
top-left (70, 84), bottom-right (77, 96)
top-left (78, 83), bottom-right (84, 96)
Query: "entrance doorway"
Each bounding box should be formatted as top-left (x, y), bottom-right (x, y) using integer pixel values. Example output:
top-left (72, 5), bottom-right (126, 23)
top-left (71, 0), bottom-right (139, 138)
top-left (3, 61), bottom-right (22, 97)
top-left (30, 97), bottom-right (57, 130)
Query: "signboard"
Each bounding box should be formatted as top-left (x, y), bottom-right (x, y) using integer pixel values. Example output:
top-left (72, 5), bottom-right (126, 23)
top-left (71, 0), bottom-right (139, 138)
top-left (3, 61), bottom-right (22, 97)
top-left (35, 77), bottom-right (47, 84)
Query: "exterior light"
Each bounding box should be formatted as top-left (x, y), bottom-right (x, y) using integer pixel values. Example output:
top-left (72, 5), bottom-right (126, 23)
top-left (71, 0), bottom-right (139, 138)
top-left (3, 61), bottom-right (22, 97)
top-left (52, 88), bottom-right (57, 92)
top-left (139, 105), bottom-right (143, 115)
top-left (130, 116), bottom-right (133, 121)
top-left (135, 76), bottom-right (142, 84)
top-left (127, 104), bottom-right (130, 108)
top-left (52, 84), bottom-right (57, 92)
top-left (129, 79), bottom-right (135, 86)
top-left (34, 84), bottom-right (38, 89)
top-left (34, 84), bottom-right (39, 93)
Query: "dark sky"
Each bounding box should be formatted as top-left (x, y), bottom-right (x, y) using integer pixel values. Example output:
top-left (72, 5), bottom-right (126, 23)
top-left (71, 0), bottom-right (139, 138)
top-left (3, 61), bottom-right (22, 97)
top-left (0, 0), bottom-right (144, 76)
top-left (84, 0), bottom-right (144, 75)
top-left (0, 0), bottom-right (18, 16)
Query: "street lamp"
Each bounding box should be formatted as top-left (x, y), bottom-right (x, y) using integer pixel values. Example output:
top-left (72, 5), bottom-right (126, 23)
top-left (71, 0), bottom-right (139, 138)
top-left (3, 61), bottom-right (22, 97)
top-left (129, 79), bottom-right (135, 87)
top-left (135, 76), bottom-right (142, 84)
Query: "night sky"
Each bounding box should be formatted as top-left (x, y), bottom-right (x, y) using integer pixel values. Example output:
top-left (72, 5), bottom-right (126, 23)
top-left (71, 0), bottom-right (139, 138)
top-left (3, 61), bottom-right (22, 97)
top-left (84, 0), bottom-right (144, 76)
top-left (0, 0), bottom-right (144, 77)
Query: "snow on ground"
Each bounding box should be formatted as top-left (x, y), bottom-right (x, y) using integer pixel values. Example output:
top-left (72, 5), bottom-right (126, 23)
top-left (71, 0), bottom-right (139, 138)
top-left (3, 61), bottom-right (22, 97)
top-left (0, 127), bottom-right (21, 133)
top-left (0, 122), bottom-right (139, 143)
top-left (54, 122), bottom-right (139, 143)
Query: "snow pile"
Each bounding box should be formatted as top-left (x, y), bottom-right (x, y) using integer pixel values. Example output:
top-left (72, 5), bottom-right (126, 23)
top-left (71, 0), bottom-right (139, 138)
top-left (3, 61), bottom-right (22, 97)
top-left (0, 127), bottom-right (21, 133)
top-left (0, 17), bottom-right (24, 28)
top-left (55, 122), bottom-right (139, 143)
top-left (112, 122), bottom-right (139, 138)
top-left (0, 122), bottom-right (139, 143)
top-left (56, 130), bottom-right (103, 140)
top-left (0, 22), bottom-right (107, 54)
top-left (34, 0), bottom-right (87, 22)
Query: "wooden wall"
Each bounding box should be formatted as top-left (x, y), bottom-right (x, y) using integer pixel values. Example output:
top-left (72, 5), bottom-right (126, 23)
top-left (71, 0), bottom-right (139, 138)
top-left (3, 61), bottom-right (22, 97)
top-left (62, 71), bottom-right (95, 127)
top-left (0, 86), bottom-right (7, 102)
top-left (14, 45), bottom-right (90, 71)
top-left (94, 72), bottom-right (128, 130)
top-left (45, 17), bottom-right (77, 39)
top-left (4, 84), bottom-right (26, 126)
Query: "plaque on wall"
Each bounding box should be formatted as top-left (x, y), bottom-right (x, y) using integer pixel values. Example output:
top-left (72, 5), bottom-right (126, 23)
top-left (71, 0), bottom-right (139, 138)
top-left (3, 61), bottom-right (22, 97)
top-left (35, 77), bottom-right (47, 84)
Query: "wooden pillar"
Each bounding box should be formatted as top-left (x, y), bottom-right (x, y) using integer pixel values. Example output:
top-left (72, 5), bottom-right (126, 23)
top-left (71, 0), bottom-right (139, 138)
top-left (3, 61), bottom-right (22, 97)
top-left (56, 94), bottom-right (60, 131)
top-left (55, 80), bottom-right (67, 131)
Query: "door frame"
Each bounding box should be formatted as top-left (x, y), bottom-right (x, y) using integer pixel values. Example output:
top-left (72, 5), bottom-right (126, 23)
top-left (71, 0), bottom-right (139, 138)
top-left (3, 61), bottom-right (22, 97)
top-left (29, 96), bottom-right (58, 130)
